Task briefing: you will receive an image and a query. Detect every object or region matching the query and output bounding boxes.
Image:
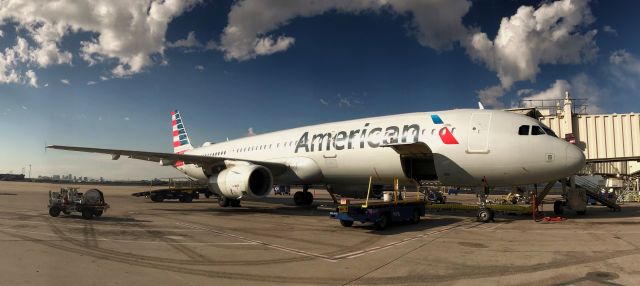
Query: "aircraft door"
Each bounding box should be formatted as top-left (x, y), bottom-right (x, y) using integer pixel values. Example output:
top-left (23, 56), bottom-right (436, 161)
top-left (323, 130), bottom-right (338, 168)
top-left (467, 113), bottom-right (492, 153)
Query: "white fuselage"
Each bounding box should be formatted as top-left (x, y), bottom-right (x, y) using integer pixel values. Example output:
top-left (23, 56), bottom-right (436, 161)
top-left (177, 109), bottom-right (585, 188)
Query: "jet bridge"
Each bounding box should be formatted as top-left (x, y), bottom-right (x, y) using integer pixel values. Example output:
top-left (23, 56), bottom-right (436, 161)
top-left (507, 92), bottom-right (638, 213)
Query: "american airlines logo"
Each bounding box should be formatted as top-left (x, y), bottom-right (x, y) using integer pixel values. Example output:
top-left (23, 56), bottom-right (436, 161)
top-left (295, 123), bottom-right (420, 153)
top-left (431, 115), bottom-right (458, 145)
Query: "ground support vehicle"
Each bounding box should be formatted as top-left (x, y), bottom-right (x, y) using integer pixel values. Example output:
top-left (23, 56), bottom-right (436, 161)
top-left (426, 203), bottom-right (533, 222)
top-left (132, 187), bottom-right (211, 203)
top-left (48, 187), bottom-right (109, 220)
top-left (132, 178), bottom-right (212, 203)
top-left (330, 177), bottom-right (425, 230)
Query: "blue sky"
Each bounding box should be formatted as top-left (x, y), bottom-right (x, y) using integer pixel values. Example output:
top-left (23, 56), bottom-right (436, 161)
top-left (1, 0), bottom-right (639, 179)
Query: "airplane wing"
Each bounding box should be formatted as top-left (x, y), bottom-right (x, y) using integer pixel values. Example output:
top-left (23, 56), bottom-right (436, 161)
top-left (46, 145), bottom-right (288, 175)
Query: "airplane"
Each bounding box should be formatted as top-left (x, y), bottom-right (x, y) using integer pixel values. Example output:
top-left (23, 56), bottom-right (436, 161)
top-left (48, 108), bottom-right (585, 207)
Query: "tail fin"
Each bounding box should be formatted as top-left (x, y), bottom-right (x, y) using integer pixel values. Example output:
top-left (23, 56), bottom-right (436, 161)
top-left (171, 110), bottom-right (193, 154)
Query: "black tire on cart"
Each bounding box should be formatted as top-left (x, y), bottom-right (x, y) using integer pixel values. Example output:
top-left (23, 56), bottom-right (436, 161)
top-left (94, 210), bottom-right (103, 217)
top-left (411, 209), bottom-right (421, 224)
top-left (62, 211), bottom-right (71, 215)
top-left (218, 196), bottom-right (230, 207)
top-left (477, 208), bottom-right (493, 223)
top-left (150, 195), bottom-right (164, 202)
top-left (230, 199), bottom-right (241, 207)
top-left (82, 209), bottom-right (93, 220)
top-left (340, 220), bottom-right (354, 227)
top-left (49, 206), bottom-right (61, 217)
top-left (375, 213), bottom-right (391, 230)
top-left (553, 201), bottom-right (564, 215)
top-left (181, 195), bottom-right (193, 203)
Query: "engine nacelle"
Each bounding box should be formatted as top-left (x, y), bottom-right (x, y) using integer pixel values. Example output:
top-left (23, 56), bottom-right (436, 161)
top-left (208, 165), bottom-right (273, 199)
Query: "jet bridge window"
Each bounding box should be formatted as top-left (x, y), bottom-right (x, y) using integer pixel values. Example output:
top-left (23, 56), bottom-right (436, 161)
top-left (518, 125), bottom-right (530, 135)
top-left (531, 126), bottom-right (546, 135)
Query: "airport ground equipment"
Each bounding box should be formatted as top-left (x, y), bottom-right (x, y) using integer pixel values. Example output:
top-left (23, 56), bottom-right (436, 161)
top-left (131, 178), bottom-right (212, 203)
top-left (552, 176), bottom-right (621, 215)
top-left (330, 177), bottom-right (425, 230)
top-left (48, 187), bottom-right (109, 219)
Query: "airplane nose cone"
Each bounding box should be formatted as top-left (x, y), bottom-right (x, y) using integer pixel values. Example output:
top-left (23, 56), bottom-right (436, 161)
top-left (565, 144), bottom-right (586, 174)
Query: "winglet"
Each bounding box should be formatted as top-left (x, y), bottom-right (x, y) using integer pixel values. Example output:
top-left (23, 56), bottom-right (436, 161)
top-left (478, 102), bottom-right (485, 110)
top-left (171, 110), bottom-right (194, 154)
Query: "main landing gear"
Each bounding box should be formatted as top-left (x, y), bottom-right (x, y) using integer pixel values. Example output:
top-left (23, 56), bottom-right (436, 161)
top-left (218, 196), bottom-right (241, 207)
top-left (293, 185), bottom-right (314, 206)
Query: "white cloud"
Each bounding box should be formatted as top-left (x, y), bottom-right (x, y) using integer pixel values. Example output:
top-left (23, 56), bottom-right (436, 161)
top-left (21, 105), bottom-right (28, 110)
top-left (99, 76), bottom-right (109, 81)
top-left (466, 0), bottom-right (597, 91)
top-left (516, 89), bottom-right (534, 96)
top-left (608, 49), bottom-right (640, 90)
top-left (0, 30), bottom-right (3, 37)
top-left (520, 74), bottom-right (602, 113)
top-left (602, 25), bottom-right (617, 36)
top-left (194, 65), bottom-right (204, 70)
top-left (219, 0), bottom-right (471, 61)
top-left (247, 127), bottom-right (256, 136)
top-left (86, 81), bottom-right (97, 85)
top-left (521, 79), bottom-right (571, 103)
top-left (124, 117), bottom-right (130, 121)
top-left (43, 83), bottom-right (48, 87)
top-left (168, 31), bottom-right (203, 49)
top-left (25, 70), bottom-right (38, 87)
top-left (477, 85), bottom-right (506, 108)
top-left (0, 0), bottom-right (201, 81)
top-left (60, 79), bottom-right (70, 85)
top-left (320, 98), bottom-right (329, 105)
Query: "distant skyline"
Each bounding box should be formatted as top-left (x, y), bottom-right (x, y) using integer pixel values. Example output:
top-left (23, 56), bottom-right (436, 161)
top-left (1, 0), bottom-right (640, 179)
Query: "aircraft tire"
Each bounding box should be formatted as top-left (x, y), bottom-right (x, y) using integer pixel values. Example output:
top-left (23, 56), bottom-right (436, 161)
top-left (303, 192), bottom-right (313, 205)
top-left (94, 210), bottom-right (103, 217)
top-left (230, 199), bottom-right (241, 207)
top-left (293, 191), bottom-right (304, 205)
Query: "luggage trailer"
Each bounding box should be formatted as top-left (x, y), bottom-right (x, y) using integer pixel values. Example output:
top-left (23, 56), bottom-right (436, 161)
top-left (330, 177), bottom-right (426, 230)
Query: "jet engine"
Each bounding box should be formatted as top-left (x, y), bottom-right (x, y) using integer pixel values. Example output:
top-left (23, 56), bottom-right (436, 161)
top-left (208, 165), bottom-right (273, 199)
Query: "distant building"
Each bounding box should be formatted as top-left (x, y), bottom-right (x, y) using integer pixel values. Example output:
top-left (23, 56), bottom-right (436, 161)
top-left (0, 174), bottom-right (25, 181)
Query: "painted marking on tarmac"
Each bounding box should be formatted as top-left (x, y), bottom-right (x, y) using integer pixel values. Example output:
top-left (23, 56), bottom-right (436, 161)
top-left (176, 222), bottom-right (338, 262)
top-left (0, 227), bottom-right (254, 245)
top-left (333, 220), bottom-right (471, 259)
top-left (177, 219), bottom-right (473, 262)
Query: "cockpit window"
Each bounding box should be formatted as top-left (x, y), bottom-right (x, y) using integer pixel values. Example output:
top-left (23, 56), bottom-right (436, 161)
top-left (531, 126), bottom-right (546, 135)
top-left (541, 126), bottom-right (558, 137)
top-left (518, 125), bottom-right (530, 135)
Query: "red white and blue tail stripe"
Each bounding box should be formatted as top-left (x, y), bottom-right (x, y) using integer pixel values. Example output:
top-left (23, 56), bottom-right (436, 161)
top-left (172, 110), bottom-right (193, 154)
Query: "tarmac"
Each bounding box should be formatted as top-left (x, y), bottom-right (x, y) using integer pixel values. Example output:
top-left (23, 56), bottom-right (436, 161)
top-left (1, 181), bottom-right (639, 285)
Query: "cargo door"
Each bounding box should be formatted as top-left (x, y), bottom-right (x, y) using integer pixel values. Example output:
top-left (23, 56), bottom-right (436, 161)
top-left (467, 113), bottom-right (492, 153)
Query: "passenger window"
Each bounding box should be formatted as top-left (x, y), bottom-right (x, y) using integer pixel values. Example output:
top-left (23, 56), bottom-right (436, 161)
top-left (531, 126), bottom-right (545, 135)
top-left (518, 125), bottom-right (529, 135)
